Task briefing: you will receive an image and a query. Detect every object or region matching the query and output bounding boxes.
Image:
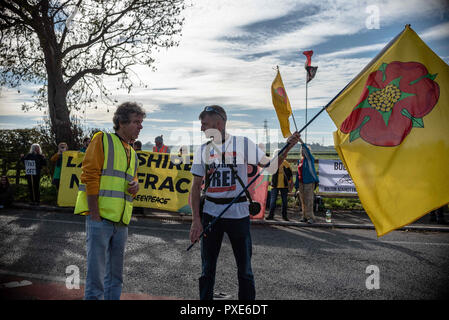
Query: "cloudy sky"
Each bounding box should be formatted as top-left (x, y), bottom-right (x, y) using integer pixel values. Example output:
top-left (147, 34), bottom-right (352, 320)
top-left (1, 0), bottom-right (448, 148)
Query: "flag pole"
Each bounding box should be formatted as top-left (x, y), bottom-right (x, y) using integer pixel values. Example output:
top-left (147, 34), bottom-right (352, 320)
top-left (186, 140), bottom-right (291, 251)
top-left (291, 111), bottom-right (298, 132)
top-left (186, 102), bottom-right (330, 251)
top-left (187, 92), bottom-right (340, 252)
top-left (305, 75), bottom-right (308, 144)
top-left (187, 56), bottom-right (366, 251)
top-left (188, 26), bottom-right (413, 251)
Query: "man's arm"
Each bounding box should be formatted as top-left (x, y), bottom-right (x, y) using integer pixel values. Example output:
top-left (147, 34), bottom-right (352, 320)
top-left (258, 132), bottom-right (301, 170)
top-left (87, 195), bottom-right (101, 221)
top-left (189, 174), bottom-right (203, 243)
top-left (81, 132), bottom-right (104, 221)
top-left (277, 132), bottom-right (301, 165)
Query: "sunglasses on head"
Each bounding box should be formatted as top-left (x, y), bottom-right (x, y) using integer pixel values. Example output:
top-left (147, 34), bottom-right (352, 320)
top-left (204, 105), bottom-right (225, 121)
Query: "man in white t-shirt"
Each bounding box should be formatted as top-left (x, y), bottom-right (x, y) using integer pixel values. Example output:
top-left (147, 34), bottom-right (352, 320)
top-left (189, 105), bottom-right (300, 300)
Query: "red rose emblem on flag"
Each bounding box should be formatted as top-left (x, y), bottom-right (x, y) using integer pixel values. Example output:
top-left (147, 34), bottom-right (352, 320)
top-left (275, 87), bottom-right (288, 104)
top-left (340, 61), bottom-right (439, 146)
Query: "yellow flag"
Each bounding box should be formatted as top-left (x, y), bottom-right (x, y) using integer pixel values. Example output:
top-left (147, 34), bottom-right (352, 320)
top-left (327, 25), bottom-right (449, 236)
top-left (271, 70), bottom-right (292, 137)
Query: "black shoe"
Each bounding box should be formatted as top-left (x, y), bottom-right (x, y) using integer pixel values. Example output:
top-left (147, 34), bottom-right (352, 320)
top-left (307, 218), bottom-right (315, 224)
top-left (299, 218), bottom-right (307, 223)
top-left (213, 292), bottom-right (232, 300)
top-left (266, 215), bottom-right (274, 220)
top-left (282, 216), bottom-right (289, 221)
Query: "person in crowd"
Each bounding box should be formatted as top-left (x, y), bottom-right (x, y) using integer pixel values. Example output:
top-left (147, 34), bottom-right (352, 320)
top-left (267, 159), bottom-right (293, 221)
top-left (295, 138), bottom-right (319, 224)
top-left (132, 140), bottom-right (144, 215)
top-left (0, 175), bottom-right (14, 209)
top-left (20, 143), bottom-right (46, 205)
top-left (153, 135), bottom-right (170, 153)
top-left (133, 140), bottom-right (142, 151)
top-left (79, 137), bottom-right (91, 152)
top-left (50, 142), bottom-right (68, 190)
top-left (178, 145), bottom-right (188, 156)
top-left (429, 206), bottom-right (448, 224)
top-left (74, 101), bottom-right (145, 300)
top-left (189, 104), bottom-right (300, 300)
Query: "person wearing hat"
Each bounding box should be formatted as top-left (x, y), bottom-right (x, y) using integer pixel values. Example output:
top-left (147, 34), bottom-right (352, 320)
top-left (153, 135), bottom-right (170, 153)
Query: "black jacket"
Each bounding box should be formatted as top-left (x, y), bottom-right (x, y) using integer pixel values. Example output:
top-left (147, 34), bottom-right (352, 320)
top-left (21, 153), bottom-right (46, 176)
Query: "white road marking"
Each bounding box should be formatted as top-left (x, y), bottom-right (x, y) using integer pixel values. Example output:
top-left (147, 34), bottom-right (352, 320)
top-left (0, 280), bottom-right (32, 289)
top-left (0, 269), bottom-right (84, 285)
top-left (348, 239), bottom-right (449, 246)
top-left (0, 216), bottom-right (189, 233)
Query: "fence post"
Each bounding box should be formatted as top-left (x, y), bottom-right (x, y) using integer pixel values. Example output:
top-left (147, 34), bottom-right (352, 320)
top-left (15, 160), bottom-right (21, 185)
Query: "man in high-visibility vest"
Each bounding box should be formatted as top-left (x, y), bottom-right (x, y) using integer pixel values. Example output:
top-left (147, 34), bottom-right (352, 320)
top-left (153, 135), bottom-right (170, 153)
top-left (74, 101), bottom-right (145, 300)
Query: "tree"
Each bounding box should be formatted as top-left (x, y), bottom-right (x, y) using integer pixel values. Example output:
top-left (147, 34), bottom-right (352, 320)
top-left (0, 0), bottom-right (185, 147)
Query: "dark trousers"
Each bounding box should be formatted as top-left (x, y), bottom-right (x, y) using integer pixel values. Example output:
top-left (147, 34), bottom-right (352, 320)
top-left (269, 188), bottom-right (288, 217)
top-left (200, 213), bottom-right (255, 300)
top-left (26, 175), bottom-right (40, 203)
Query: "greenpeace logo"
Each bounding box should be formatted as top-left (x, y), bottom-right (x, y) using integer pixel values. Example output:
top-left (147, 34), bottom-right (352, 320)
top-left (135, 195), bottom-right (170, 205)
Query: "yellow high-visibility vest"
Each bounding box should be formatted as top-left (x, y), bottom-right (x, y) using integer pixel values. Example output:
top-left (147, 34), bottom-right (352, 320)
top-left (74, 132), bottom-right (138, 225)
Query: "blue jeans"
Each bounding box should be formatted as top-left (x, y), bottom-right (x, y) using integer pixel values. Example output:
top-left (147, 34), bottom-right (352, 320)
top-left (269, 188), bottom-right (288, 217)
top-left (84, 215), bottom-right (128, 300)
top-left (200, 213), bottom-right (255, 300)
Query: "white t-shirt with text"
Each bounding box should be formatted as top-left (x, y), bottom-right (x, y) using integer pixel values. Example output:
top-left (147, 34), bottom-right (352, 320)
top-left (190, 135), bottom-right (265, 219)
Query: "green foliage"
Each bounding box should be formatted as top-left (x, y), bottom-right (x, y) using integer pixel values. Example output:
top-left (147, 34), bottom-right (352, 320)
top-left (323, 197), bottom-right (364, 210)
top-left (36, 116), bottom-right (100, 151)
top-left (0, 121), bottom-right (98, 202)
top-left (0, 128), bottom-right (41, 154)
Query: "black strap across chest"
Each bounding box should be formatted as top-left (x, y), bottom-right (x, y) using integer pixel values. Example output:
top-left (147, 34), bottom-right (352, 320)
top-left (202, 139), bottom-right (255, 204)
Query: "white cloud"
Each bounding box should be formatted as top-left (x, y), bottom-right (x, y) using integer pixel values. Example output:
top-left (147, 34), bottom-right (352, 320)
top-left (320, 43), bottom-right (385, 59)
top-left (0, 86), bottom-right (43, 117)
top-left (149, 118), bottom-right (178, 123)
top-left (421, 21), bottom-right (449, 40)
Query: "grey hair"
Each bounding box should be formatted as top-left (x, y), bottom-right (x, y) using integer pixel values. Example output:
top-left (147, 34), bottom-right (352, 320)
top-left (113, 102), bottom-right (146, 131)
top-left (29, 143), bottom-right (42, 155)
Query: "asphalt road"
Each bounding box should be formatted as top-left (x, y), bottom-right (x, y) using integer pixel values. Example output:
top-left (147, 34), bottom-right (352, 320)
top-left (0, 208), bottom-right (448, 300)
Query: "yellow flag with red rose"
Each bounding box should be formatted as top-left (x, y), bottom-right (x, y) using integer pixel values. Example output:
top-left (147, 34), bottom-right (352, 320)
top-left (271, 70), bottom-right (292, 138)
top-left (327, 25), bottom-right (449, 236)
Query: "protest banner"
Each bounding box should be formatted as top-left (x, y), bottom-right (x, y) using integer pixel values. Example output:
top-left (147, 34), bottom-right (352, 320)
top-left (24, 160), bottom-right (37, 175)
top-left (247, 165), bottom-right (269, 220)
top-left (134, 151), bottom-right (193, 213)
top-left (57, 150), bottom-right (267, 218)
top-left (57, 151), bottom-right (84, 207)
top-left (318, 159), bottom-right (357, 194)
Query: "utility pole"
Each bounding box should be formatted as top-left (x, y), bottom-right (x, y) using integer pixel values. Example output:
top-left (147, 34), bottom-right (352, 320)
top-left (264, 119), bottom-right (269, 154)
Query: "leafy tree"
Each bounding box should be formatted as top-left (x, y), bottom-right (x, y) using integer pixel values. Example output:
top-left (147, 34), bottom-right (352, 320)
top-left (0, 0), bottom-right (185, 147)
